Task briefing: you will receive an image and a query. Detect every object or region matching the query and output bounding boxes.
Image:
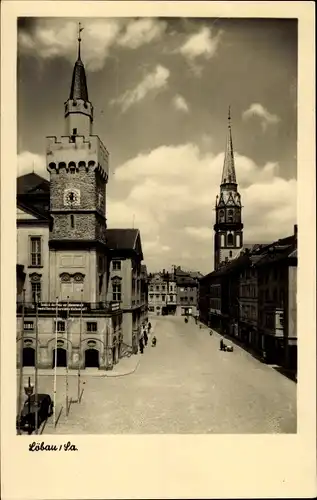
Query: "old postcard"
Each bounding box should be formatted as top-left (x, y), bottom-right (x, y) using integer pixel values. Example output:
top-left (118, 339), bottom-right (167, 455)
top-left (1, 1), bottom-right (316, 499)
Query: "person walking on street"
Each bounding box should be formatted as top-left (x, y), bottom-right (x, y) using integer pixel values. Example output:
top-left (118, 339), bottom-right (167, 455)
top-left (148, 322), bottom-right (152, 332)
top-left (139, 336), bottom-right (144, 354)
top-left (220, 338), bottom-right (224, 351)
top-left (144, 330), bottom-right (148, 346)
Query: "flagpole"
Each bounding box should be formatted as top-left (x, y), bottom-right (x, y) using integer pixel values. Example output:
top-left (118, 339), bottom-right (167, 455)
top-left (17, 289), bottom-right (26, 435)
top-left (34, 297), bottom-right (39, 434)
top-left (53, 297), bottom-right (58, 427)
top-left (77, 289), bottom-right (83, 403)
top-left (66, 296), bottom-right (70, 416)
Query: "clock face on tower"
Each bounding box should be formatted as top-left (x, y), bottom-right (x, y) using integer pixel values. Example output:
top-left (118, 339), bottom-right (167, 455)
top-left (64, 188), bottom-right (80, 206)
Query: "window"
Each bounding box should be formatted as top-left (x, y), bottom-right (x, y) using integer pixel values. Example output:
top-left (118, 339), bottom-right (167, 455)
top-left (149, 294), bottom-right (154, 299)
top-left (70, 215), bottom-right (75, 228)
top-left (161, 295), bottom-right (165, 301)
top-left (156, 306), bottom-right (160, 310)
top-left (113, 261), bottom-right (121, 271)
top-left (31, 282), bottom-right (41, 303)
top-left (169, 295), bottom-right (173, 302)
top-left (155, 294), bottom-right (159, 298)
top-left (55, 320), bottom-right (66, 333)
top-left (72, 128), bottom-right (77, 135)
top-left (162, 286), bottom-right (165, 291)
top-left (86, 322), bottom-right (97, 333)
top-left (148, 306), bottom-right (154, 312)
top-left (24, 321), bottom-right (34, 331)
top-left (156, 286), bottom-right (159, 291)
top-left (30, 237), bottom-right (41, 266)
top-left (190, 297), bottom-right (193, 302)
top-left (227, 233), bottom-right (234, 246)
top-left (113, 284), bottom-right (121, 302)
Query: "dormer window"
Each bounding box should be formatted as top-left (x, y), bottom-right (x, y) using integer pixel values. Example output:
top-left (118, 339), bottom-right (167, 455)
top-left (72, 128), bottom-right (77, 135)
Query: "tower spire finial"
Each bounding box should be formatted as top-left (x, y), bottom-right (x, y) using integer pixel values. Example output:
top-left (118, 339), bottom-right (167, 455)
top-left (77, 22), bottom-right (84, 60)
top-left (228, 105), bottom-right (231, 127)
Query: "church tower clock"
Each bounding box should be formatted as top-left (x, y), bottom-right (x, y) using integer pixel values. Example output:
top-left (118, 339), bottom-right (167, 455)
top-left (214, 108), bottom-right (243, 270)
top-left (47, 24), bottom-right (109, 302)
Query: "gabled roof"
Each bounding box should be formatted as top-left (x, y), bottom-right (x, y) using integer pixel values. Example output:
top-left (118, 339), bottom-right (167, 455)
top-left (17, 200), bottom-right (50, 220)
top-left (17, 173), bottom-right (49, 196)
top-left (106, 228), bottom-right (143, 258)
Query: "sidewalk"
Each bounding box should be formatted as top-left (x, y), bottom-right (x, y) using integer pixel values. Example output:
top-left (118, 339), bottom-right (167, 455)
top-left (106, 320), bottom-right (156, 377)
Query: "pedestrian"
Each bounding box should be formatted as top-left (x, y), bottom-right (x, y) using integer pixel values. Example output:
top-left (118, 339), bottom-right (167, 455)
top-left (139, 337), bottom-right (144, 354)
top-left (220, 338), bottom-right (223, 351)
top-left (148, 322), bottom-right (152, 332)
top-left (210, 330), bottom-right (213, 336)
top-left (151, 336), bottom-right (157, 347)
top-left (144, 330), bottom-right (148, 346)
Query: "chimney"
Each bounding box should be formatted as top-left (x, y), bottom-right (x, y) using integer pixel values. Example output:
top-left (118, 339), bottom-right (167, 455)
top-left (294, 224), bottom-right (297, 237)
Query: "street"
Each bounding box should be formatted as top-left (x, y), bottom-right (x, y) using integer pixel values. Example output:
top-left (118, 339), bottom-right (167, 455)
top-left (21, 316), bottom-right (296, 434)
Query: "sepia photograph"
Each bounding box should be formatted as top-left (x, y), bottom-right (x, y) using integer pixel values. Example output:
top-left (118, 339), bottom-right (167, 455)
top-left (1, 1), bottom-right (315, 499)
top-left (16, 15), bottom-right (298, 435)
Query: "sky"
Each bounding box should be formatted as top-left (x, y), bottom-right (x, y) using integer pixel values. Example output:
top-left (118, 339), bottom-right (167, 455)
top-left (17, 17), bottom-right (297, 274)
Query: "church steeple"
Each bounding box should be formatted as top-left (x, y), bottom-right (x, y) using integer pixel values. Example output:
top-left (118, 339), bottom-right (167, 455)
top-left (64, 23), bottom-right (93, 137)
top-left (221, 106), bottom-right (237, 186)
top-left (213, 107), bottom-right (243, 270)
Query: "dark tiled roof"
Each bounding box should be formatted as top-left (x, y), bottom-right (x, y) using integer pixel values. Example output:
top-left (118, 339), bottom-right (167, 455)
top-left (106, 229), bottom-right (140, 251)
top-left (70, 58), bottom-right (89, 101)
top-left (17, 199), bottom-right (50, 220)
top-left (17, 173), bottom-right (49, 195)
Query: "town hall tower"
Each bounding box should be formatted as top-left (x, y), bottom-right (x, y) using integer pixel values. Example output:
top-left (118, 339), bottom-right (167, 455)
top-left (47, 25), bottom-right (109, 302)
top-left (214, 108), bottom-right (243, 270)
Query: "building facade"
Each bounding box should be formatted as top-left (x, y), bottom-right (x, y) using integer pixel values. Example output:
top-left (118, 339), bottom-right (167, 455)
top-left (174, 267), bottom-right (199, 316)
top-left (148, 273), bottom-right (168, 315)
top-left (106, 229), bottom-right (147, 354)
top-left (214, 108), bottom-right (243, 270)
top-left (255, 229), bottom-right (297, 368)
top-left (16, 31), bottom-right (147, 370)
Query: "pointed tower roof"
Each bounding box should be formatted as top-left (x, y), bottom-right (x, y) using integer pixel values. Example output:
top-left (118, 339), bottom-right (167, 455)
top-left (69, 23), bottom-right (89, 101)
top-left (221, 106), bottom-right (237, 185)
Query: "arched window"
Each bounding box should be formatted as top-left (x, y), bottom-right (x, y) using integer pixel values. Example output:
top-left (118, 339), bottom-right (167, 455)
top-left (220, 234), bottom-right (225, 247)
top-left (219, 209), bottom-right (225, 222)
top-left (228, 209), bottom-right (234, 223)
top-left (227, 233), bottom-right (234, 246)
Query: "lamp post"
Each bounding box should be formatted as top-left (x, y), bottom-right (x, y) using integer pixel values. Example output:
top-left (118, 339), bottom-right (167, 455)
top-left (24, 377), bottom-right (34, 434)
top-left (17, 289), bottom-right (26, 435)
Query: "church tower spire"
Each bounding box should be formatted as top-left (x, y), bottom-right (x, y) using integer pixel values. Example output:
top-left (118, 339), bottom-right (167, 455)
top-left (64, 23), bottom-right (93, 137)
top-left (221, 106), bottom-right (237, 185)
top-left (214, 107), bottom-right (243, 270)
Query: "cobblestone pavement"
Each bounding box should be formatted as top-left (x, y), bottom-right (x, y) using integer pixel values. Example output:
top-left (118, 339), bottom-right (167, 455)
top-left (19, 317), bottom-right (296, 434)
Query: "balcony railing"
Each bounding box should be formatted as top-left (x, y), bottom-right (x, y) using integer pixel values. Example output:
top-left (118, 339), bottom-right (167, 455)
top-left (16, 301), bottom-right (121, 315)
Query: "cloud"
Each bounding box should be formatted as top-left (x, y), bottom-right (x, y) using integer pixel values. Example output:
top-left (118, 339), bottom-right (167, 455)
top-left (117, 18), bottom-right (167, 49)
top-left (109, 142), bottom-right (296, 273)
top-left (178, 27), bottom-right (223, 61)
top-left (111, 65), bottom-right (170, 112)
top-left (17, 144), bottom-right (296, 274)
top-left (18, 18), bottom-right (167, 71)
top-left (17, 151), bottom-right (48, 179)
top-left (173, 94), bottom-right (189, 113)
top-left (242, 103), bottom-right (280, 131)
